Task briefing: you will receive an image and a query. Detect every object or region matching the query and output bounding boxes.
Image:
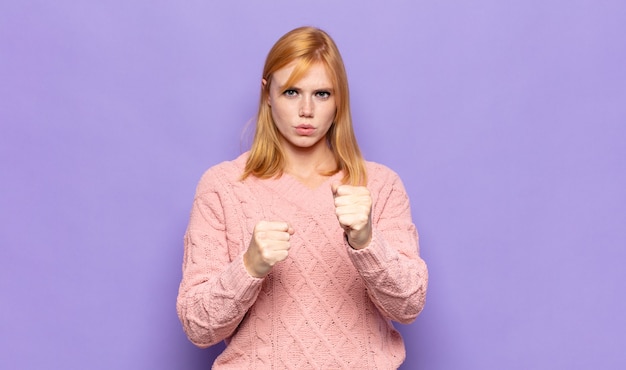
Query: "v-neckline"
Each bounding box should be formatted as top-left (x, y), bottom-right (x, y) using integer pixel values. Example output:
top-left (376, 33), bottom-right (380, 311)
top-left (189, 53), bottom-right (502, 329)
top-left (282, 171), bottom-right (340, 191)
top-left (255, 171), bottom-right (343, 213)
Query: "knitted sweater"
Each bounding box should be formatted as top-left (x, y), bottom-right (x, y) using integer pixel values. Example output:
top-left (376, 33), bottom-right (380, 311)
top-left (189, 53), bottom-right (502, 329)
top-left (177, 153), bottom-right (428, 369)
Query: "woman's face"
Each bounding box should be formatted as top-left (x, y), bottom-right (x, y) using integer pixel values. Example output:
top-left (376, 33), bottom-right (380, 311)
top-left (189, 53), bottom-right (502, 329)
top-left (265, 62), bottom-right (337, 154)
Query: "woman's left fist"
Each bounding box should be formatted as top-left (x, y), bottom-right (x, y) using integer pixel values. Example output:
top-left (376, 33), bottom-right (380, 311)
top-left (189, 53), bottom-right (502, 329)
top-left (331, 182), bottom-right (372, 249)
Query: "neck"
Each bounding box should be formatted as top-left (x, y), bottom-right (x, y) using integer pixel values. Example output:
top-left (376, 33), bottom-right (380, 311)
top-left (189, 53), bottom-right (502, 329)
top-left (282, 142), bottom-right (336, 179)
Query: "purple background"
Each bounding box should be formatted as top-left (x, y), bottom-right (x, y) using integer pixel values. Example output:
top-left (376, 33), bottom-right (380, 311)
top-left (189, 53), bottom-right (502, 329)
top-left (1, 1), bottom-right (625, 369)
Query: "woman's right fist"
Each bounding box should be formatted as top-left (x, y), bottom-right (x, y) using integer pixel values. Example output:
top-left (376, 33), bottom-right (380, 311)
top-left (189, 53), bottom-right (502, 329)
top-left (243, 221), bottom-right (295, 278)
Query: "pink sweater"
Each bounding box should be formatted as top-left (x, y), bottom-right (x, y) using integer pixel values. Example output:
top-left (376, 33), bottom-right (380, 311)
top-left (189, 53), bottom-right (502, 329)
top-left (177, 153), bottom-right (428, 369)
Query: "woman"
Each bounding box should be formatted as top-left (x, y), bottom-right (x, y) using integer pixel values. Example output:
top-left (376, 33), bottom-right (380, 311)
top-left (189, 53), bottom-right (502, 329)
top-left (177, 26), bottom-right (428, 369)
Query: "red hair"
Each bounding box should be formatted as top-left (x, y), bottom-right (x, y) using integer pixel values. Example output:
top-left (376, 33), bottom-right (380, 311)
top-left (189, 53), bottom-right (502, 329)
top-left (242, 27), bottom-right (366, 185)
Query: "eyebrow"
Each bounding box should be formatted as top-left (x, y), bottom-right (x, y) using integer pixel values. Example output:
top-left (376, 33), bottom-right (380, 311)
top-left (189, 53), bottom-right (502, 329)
top-left (281, 86), bottom-right (334, 92)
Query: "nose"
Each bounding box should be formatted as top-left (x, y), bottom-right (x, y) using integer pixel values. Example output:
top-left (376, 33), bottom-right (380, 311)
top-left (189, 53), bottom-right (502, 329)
top-left (299, 96), bottom-right (313, 118)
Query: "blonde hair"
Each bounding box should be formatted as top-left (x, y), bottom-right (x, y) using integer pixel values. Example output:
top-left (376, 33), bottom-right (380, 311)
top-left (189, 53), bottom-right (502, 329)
top-left (242, 26), bottom-right (367, 185)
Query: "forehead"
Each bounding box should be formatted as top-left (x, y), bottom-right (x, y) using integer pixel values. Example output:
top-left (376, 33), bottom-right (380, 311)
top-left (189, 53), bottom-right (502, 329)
top-left (272, 61), bottom-right (334, 88)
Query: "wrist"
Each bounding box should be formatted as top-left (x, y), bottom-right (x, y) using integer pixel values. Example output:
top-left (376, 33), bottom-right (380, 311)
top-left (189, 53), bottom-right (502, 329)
top-left (346, 233), bottom-right (371, 250)
top-left (243, 251), bottom-right (265, 278)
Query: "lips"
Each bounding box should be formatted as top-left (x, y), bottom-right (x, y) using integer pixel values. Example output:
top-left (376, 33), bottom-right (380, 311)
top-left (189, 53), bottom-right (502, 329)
top-left (295, 124), bottom-right (315, 136)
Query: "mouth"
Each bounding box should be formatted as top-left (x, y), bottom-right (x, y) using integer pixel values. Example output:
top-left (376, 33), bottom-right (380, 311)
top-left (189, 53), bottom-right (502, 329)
top-left (295, 124), bottom-right (315, 136)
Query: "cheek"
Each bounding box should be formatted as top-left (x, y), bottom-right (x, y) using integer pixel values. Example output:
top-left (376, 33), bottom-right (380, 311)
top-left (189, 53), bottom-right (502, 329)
top-left (270, 104), bottom-right (285, 122)
top-left (273, 101), bottom-right (297, 120)
top-left (322, 105), bottom-right (337, 124)
top-left (270, 104), bottom-right (294, 130)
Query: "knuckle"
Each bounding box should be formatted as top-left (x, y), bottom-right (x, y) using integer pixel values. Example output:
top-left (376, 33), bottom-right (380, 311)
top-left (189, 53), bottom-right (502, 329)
top-left (260, 249), bottom-right (273, 261)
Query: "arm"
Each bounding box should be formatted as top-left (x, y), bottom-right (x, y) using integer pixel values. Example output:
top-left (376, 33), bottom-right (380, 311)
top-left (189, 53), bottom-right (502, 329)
top-left (176, 182), bottom-right (263, 348)
top-left (344, 174), bottom-right (428, 324)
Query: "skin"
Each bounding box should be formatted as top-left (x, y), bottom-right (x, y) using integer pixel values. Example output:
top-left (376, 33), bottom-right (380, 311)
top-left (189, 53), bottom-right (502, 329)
top-left (243, 61), bottom-right (373, 278)
top-left (266, 61), bottom-right (338, 178)
top-left (331, 182), bottom-right (372, 250)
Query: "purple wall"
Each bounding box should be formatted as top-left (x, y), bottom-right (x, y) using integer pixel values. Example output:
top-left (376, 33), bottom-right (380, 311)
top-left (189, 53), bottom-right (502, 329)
top-left (1, 1), bottom-right (625, 369)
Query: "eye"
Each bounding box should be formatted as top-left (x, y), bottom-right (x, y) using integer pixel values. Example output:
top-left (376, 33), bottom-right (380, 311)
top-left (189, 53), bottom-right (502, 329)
top-left (283, 89), bottom-right (298, 97)
top-left (315, 91), bottom-right (331, 99)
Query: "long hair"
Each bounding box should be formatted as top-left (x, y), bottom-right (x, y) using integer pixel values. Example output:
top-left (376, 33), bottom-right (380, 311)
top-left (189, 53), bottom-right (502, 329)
top-left (242, 26), bottom-right (367, 185)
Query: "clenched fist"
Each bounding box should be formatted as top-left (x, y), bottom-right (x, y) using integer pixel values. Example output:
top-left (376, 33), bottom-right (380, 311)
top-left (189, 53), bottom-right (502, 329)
top-left (244, 221), bottom-right (295, 278)
top-left (331, 182), bottom-right (373, 250)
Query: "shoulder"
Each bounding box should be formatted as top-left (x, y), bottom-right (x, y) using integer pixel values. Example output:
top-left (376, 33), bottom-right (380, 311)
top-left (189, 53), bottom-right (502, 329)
top-left (364, 160), bottom-right (412, 201)
top-left (195, 152), bottom-right (249, 196)
top-left (365, 161), bottom-right (403, 187)
top-left (364, 161), bottom-right (414, 218)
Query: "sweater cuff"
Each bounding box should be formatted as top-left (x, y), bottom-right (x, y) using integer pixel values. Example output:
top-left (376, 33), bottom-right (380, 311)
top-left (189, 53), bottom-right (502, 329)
top-left (346, 229), bottom-right (394, 273)
top-left (217, 252), bottom-right (265, 303)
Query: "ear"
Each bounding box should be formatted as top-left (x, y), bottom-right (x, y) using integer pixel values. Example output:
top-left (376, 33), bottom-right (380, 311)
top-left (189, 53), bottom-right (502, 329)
top-left (262, 78), bottom-right (270, 106)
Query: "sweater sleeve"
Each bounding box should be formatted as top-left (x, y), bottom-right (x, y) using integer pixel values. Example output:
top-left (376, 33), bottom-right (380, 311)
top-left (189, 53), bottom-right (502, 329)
top-left (347, 171), bottom-right (428, 324)
top-left (176, 171), bottom-right (263, 348)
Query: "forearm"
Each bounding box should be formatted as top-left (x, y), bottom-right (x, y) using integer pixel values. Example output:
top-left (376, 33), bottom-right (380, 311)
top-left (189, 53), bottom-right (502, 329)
top-left (177, 253), bottom-right (263, 347)
top-left (348, 228), bottom-right (428, 324)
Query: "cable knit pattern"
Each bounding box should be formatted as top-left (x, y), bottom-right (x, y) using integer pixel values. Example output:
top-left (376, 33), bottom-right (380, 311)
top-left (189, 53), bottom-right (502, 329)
top-left (177, 153), bottom-right (428, 369)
